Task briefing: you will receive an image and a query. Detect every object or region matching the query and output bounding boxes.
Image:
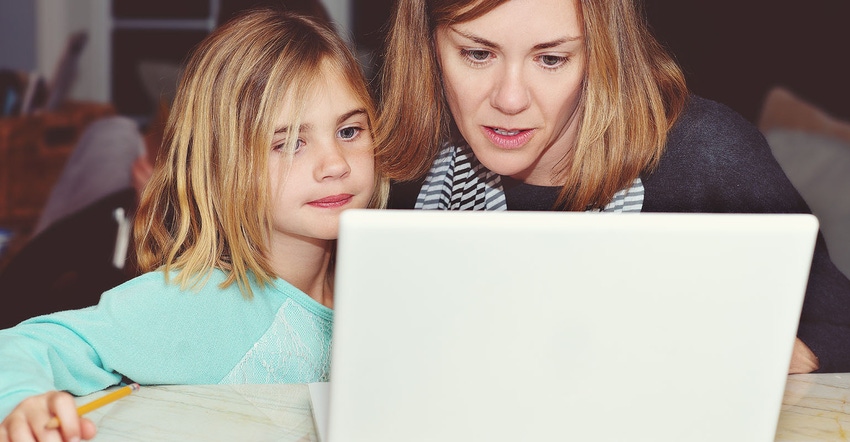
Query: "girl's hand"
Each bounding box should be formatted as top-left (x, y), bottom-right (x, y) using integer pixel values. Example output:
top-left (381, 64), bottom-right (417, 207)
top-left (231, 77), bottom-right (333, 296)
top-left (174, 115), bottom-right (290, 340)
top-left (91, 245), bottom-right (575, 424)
top-left (0, 391), bottom-right (97, 441)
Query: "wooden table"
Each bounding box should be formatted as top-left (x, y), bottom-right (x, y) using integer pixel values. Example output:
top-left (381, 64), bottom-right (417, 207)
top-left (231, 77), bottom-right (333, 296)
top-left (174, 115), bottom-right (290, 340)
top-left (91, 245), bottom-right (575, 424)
top-left (79, 373), bottom-right (850, 441)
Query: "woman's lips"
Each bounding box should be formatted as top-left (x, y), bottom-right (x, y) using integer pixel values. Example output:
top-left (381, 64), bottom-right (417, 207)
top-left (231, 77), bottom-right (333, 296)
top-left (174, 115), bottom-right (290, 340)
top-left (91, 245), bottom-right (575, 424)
top-left (483, 126), bottom-right (534, 149)
top-left (308, 194), bottom-right (354, 208)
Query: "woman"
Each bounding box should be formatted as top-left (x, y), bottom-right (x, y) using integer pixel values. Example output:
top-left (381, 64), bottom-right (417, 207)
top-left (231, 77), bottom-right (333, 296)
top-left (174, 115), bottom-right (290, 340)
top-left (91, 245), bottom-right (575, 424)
top-left (375, 0), bottom-right (850, 373)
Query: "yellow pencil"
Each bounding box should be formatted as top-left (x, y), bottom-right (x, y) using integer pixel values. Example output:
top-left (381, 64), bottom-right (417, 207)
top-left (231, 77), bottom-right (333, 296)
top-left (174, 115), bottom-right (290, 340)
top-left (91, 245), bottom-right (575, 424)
top-left (45, 383), bottom-right (140, 430)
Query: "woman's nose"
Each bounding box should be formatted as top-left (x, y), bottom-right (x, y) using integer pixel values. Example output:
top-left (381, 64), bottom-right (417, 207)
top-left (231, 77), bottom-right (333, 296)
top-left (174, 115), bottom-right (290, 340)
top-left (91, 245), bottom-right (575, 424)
top-left (490, 66), bottom-right (531, 115)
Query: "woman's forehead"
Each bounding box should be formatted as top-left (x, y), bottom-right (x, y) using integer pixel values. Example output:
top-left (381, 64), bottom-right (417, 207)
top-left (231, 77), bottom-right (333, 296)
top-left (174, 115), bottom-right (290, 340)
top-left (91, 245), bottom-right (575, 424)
top-left (441, 0), bottom-right (583, 41)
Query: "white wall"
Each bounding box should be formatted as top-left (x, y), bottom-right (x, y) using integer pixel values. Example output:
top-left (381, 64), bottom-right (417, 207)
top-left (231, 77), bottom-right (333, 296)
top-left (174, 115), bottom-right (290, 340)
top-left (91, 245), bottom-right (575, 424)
top-left (34, 0), bottom-right (352, 103)
top-left (320, 0), bottom-right (353, 42)
top-left (35, 0), bottom-right (110, 102)
top-left (0, 0), bottom-right (37, 71)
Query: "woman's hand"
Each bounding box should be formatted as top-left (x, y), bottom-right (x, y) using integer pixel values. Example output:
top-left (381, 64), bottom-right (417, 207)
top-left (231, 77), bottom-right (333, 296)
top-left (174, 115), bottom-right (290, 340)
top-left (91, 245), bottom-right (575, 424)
top-left (0, 391), bottom-right (97, 441)
top-left (789, 337), bottom-right (820, 374)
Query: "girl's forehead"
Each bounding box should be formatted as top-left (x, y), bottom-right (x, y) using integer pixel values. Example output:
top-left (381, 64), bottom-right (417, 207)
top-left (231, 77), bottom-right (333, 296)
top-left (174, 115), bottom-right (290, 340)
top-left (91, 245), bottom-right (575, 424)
top-left (272, 70), bottom-right (368, 127)
top-left (279, 63), bottom-right (357, 100)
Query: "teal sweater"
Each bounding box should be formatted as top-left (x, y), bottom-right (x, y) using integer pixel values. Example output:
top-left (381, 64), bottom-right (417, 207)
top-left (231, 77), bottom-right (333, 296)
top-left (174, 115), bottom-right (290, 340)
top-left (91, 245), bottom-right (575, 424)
top-left (0, 269), bottom-right (333, 419)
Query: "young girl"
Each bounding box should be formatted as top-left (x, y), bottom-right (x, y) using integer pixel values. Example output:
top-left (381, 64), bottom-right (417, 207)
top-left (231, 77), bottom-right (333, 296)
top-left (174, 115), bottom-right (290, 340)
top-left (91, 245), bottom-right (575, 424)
top-left (0, 8), bottom-right (386, 441)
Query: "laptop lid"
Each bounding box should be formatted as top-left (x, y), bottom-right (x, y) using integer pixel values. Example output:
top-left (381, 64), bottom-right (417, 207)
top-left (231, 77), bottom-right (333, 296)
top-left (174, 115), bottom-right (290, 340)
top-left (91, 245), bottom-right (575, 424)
top-left (326, 210), bottom-right (818, 442)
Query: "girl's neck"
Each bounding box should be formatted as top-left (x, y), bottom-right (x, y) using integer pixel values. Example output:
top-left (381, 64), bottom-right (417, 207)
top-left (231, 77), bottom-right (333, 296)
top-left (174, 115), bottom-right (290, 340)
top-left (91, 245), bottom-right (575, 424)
top-left (268, 236), bottom-right (335, 308)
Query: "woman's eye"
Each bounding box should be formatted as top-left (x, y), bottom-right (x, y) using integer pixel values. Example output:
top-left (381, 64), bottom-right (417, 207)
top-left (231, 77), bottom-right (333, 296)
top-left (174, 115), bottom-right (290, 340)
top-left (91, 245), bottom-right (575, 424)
top-left (461, 49), bottom-right (492, 63)
top-left (538, 55), bottom-right (567, 69)
top-left (338, 126), bottom-right (362, 140)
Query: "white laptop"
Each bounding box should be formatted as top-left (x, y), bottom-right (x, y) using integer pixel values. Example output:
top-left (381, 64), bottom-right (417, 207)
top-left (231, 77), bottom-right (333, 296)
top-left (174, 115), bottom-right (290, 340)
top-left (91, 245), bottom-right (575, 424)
top-left (316, 210), bottom-right (818, 442)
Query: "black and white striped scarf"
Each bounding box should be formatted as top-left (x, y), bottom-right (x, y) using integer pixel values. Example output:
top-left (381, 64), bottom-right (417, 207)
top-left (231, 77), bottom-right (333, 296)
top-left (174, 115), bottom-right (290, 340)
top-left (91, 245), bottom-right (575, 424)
top-left (415, 144), bottom-right (644, 212)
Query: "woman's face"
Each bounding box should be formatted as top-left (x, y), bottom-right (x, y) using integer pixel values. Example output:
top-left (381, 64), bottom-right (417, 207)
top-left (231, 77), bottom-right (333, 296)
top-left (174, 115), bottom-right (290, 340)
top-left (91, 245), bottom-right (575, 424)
top-left (435, 0), bottom-right (586, 185)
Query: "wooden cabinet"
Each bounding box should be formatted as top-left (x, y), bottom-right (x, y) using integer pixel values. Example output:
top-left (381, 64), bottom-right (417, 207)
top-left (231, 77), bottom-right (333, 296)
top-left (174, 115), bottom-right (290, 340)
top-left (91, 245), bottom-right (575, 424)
top-left (0, 101), bottom-right (115, 233)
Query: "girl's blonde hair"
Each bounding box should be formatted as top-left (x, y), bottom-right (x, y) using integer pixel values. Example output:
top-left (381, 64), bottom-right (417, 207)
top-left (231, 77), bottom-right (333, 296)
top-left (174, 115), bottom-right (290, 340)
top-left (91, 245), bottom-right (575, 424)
top-left (376, 0), bottom-right (688, 210)
top-left (135, 8), bottom-right (387, 297)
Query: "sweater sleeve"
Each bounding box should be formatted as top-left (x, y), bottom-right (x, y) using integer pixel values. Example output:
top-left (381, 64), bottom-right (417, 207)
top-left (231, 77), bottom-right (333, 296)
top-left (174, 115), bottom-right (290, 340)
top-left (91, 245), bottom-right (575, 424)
top-left (796, 235), bottom-right (850, 372)
top-left (643, 95), bottom-right (850, 372)
top-left (0, 312), bottom-right (124, 420)
top-left (0, 271), bottom-right (283, 420)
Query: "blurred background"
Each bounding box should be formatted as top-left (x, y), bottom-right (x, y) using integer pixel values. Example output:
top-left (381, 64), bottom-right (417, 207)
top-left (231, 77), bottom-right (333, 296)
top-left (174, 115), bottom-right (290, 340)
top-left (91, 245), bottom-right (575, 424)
top-left (0, 0), bottom-right (391, 126)
top-left (2, 0), bottom-right (848, 125)
top-left (1, 0), bottom-right (849, 277)
top-left (0, 0), bottom-right (384, 243)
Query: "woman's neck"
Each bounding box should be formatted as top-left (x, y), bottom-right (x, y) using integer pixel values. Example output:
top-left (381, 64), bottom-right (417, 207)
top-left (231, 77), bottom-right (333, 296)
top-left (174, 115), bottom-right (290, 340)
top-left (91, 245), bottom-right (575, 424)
top-left (268, 235), bottom-right (335, 308)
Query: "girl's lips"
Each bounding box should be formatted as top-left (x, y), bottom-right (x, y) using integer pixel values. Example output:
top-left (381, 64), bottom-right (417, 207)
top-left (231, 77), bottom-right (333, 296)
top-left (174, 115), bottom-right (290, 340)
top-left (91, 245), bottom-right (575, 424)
top-left (308, 194), bottom-right (354, 208)
top-left (482, 126), bottom-right (535, 149)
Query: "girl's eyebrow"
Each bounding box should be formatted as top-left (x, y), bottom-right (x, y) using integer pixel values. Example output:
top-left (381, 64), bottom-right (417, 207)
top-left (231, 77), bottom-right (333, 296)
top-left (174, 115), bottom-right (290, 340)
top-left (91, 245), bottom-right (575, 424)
top-left (273, 108), bottom-right (368, 135)
top-left (338, 108), bottom-right (367, 125)
top-left (449, 26), bottom-right (580, 51)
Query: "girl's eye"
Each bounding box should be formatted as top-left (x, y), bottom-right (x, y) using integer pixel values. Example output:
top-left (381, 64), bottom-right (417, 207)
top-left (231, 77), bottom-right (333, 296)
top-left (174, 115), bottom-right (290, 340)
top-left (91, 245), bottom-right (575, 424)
top-left (537, 54), bottom-right (568, 69)
top-left (338, 126), bottom-right (362, 140)
top-left (460, 49), bottom-right (492, 64)
top-left (272, 138), bottom-right (304, 153)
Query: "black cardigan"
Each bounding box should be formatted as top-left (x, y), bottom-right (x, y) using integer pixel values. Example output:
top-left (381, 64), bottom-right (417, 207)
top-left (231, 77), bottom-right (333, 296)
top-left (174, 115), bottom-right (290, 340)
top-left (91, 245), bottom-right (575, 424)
top-left (389, 95), bottom-right (850, 372)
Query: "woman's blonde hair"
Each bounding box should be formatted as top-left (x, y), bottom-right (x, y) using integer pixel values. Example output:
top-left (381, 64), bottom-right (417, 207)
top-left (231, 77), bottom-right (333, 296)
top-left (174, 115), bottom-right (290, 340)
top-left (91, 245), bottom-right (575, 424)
top-left (376, 0), bottom-right (688, 210)
top-left (135, 8), bottom-right (387, 297)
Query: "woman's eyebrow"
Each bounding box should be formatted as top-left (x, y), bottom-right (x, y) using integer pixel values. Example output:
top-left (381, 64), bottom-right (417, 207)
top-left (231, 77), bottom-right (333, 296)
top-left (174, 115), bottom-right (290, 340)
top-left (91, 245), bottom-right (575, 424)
top-left (533, 36), bottom-right (581, 50)
top-left (449, 26), bottom-right (581, 51)
top-left (450, 27), bottom-right (501, 49)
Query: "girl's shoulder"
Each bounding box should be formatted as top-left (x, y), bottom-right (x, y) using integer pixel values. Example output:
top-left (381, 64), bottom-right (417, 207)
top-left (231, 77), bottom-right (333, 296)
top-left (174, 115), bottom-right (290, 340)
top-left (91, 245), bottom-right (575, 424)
top-left (106, 269), bottom-right (225, 295)
top-left (100, 268), bottom-right (239, 307)
top-left (91, 269), bottom-right (287, 327)
top-left (267, 277), bottom-right (334, 320)
top-left (112, 269), bottom-right (326, 311)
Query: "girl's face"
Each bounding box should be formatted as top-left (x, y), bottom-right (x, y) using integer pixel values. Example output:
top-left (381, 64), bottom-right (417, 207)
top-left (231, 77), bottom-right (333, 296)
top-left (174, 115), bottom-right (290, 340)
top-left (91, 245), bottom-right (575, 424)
top-left (267, 65), bottom-right (375, 244)
top-left (435, 0), bottom-right (586, 185)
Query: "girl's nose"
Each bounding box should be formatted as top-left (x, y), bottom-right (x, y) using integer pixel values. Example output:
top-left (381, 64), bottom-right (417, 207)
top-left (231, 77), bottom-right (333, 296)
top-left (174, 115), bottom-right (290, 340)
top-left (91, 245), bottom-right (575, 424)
top-left (490, 66), bottom-right (531, 115)
top-left (316, 142), bottom-right (351, 180)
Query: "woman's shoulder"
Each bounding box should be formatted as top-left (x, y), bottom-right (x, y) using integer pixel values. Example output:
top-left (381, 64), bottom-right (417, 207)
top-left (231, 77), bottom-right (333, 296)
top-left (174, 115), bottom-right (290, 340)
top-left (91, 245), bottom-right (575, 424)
top-left (656, 94), bottom-right (774, 168)
top-left (669, 95), bottom-right (765, 148)
top-left (643, 94), bottom-right (808, 213)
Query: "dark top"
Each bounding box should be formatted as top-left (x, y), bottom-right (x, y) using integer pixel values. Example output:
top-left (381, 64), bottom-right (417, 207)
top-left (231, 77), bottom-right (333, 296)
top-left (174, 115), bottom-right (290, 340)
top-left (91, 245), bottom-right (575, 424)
top-left (388, 95), bottom-right (850, 372)
top-left (0, 188), bottom-right (137, 329)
